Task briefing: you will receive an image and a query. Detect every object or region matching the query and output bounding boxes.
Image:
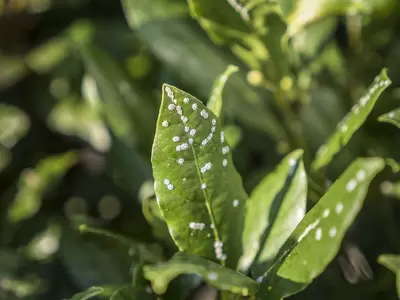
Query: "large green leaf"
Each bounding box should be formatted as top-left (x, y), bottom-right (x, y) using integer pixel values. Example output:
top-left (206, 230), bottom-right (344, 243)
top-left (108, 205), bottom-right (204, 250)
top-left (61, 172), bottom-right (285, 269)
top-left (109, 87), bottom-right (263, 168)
top-left (239, 149), bottom-right (307, 276)
top-left (8, 152), bottom-right (78, 223)
top-left (378, 107), bottom-right (400, 129)
top-left (312, 68), bottom-right (391, 171)
top-left (151, 84), bottom-right (248, 269)
top-left (257, 157), bottom-right (385, 299)
top-left (378, 254), bottom-right (400, 297)
top-left (70, 287), bottom-right (104, 300)
top-left (207, 64), bottom-right (239, 119)
top-left (143, 252), bottom-right (258, 296)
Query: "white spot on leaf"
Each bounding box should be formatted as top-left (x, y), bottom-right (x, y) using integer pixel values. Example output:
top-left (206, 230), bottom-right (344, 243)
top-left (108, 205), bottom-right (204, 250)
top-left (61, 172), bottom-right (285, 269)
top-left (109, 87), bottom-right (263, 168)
top-left (172, 136), bottom-right (180, 142)
top-left (346, 179), bottom-right (357, 192)
top-left (208, 272), bottom-right (218, 280)
top-left (168, 104), bottom-right (175, 111)
top-left (162, 121), bottom-right (169, 127)
top-left (323, 208), bottom-right (330, 218)
top-left (329, 227), bottom-right (337, 238)
top-left (192, 103), bottom-right (198, 111)
top-left (315, 228), bottom-right (322, 241)
top-left (356, 169), bottom-right (366, 181)
top-left (200, 109), bottom-right (209, 119)
top-left (222, 159), bottom-right (228, 167)
top-left (201, 183), bottom-right (207, 189)
top-left (189, 222), bottom-right (205, 230)
top-left (189, 129), bottom-right (196, 136)
top-left (233, 199), bottom-right (239, 207)
top-left (335, 202), bottom-right (344, 214)
top-left (177, 158), bottom-right (184, 165)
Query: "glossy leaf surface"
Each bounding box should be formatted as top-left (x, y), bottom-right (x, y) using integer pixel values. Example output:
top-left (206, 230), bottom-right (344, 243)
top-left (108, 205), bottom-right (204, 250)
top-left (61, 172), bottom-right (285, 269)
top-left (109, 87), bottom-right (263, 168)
top-left (312, 69), bottom-right (391, 171)
top-left (143, 252), bottom-right (258, 296)
top-left (239, 149), bottom-right (307, 276)
top-left (258, 157), bottom-right (385, 299)
top-left (151, 84), bottom-right (248, 268)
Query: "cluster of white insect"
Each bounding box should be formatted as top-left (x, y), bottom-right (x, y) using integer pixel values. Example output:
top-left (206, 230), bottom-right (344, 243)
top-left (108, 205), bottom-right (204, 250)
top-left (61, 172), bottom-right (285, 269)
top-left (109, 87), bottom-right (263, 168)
top-left (201, 162), bottom-right (212, 173)
top-left (189, 222), bottom-right (206, 230)
top-left (163, 178), bottom-right (174, 191)
top-left (176, 143), bottom-right (189, 152)
top-left (317, 75), bottom-right (390, 158)
top-left (227, 0), bottom-right (250, 21)
top-left (214, 240), bottom-right (227, 261)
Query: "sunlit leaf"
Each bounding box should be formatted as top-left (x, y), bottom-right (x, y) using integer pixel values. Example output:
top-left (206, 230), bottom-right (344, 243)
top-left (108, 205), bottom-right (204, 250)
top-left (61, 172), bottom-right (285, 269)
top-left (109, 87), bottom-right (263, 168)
top-left (257, 157), bottom-right (385, 299)
top-left (239, 149), bottom-right (307, 276)
top-left (70, 286), bottom-right (104, 300)
top-left (378, 107), bottom-right (400, 129)
top-left (378, 254), bottom-right (400, 297)
top-left (151, 84), bottom-right (248, 269)
top-left (8, 152), bottom-right (78, 223)
top-left (207, 64), bottom-right (239, 119)
top-left (143, 252), bottom-right (258, 296)
top-left (312, 68), bottom-right (391, 171)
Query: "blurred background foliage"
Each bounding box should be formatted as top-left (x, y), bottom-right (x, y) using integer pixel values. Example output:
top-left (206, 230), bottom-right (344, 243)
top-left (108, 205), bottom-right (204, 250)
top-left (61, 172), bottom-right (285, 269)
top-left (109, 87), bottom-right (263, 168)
top-left (1, 0), bottom-right (400, 299)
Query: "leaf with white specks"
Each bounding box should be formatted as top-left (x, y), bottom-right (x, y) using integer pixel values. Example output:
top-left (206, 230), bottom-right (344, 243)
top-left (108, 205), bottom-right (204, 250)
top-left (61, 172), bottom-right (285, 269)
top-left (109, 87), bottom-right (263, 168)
top-left (312, 68), bottom-right (391, 171)
top-left (70, 286), bottom-right (104, 300)
top-left (378, 254), bottom-right (400, 297)
top-left (378, 107), bottom-right (400, 129)
top-left (143, 252), bottom-right (258, 296)
top-left (151, 84), bottom-right (248, 269)
top-left (239, 149), bottom-right (307, 277)
top-left (207, 64), bottom-right (239, 119)
top-left (257, 157), bottom-right (385, 299)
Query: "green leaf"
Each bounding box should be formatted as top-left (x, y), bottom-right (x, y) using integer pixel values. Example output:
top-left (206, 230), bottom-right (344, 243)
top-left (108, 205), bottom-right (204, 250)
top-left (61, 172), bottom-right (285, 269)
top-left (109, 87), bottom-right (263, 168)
top-left (378, 254), bottom-right (400, 297)
top-left (378, 107), bottom-right (400, 129)
top-left (223, 125), bottom-right (242, 149)
top-left (76, 43), bottom-right (157, 152)
top-left (8, 152), bottom-right (78, 223)
top-left (121, 0), bottom-right (188, 28)
top-left (207, 65), bottom-right (239, 119)
top-left (143, 252), bottom-right (258, 296)
top-left (151, 84), bottom-right (248, 269)
top-left (0, 103), bottom-right (30, 148)
top-left (312, 68), bottom-right (391, 171)
top-left (70, 286), bottom-right (104, 300)
top-left (258, 157), bottom-right (385, 299)
top-left (239, 149), bottom-right (307, 276)
top-left (109, 285), bottom-right (155, 300)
